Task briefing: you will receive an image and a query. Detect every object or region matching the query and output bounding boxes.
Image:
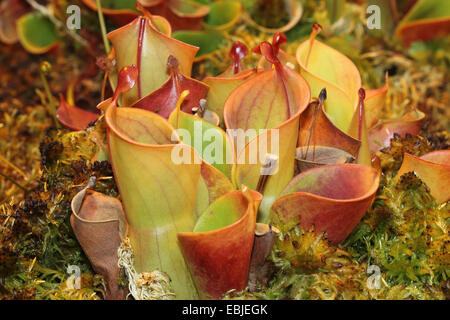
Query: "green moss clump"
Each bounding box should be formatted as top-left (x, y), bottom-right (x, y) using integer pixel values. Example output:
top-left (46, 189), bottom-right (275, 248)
top-left (1, 119), bottom-right (118, 300)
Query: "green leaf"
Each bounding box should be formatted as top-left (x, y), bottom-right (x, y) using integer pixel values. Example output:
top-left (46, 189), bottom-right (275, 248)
top-left (172, 30), bottom-right (225, 58)
top-left (236, 0), bottom-right (255, 11)
top-left (101, 0), bottom-right (137, 10)
top-left (396, 0), bottom-right (450, 46)
top-left (193, 192), bottom-right (245, 232)
top-left (205, 0), bottom-right (242, 30)
top-left (400, 0), bottom-right (450, 23)
top-left (169, 91), bottom-right (233, 179)
top-left (16, 12), bottom-right (58, 54)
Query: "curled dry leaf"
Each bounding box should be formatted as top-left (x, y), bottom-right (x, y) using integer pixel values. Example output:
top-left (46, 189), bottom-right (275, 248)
top-left (70, 177), bottom-right (127, 300)
top-left (395, 151), bottom-right (450, 204)
top-left (178, 187), bottom-right (262, 299)
top-left (296, 146), bottom-right (355, 172)
top-left (271, 164), bottom-right (380, 245)
top-left (56, 95), bottom-right (100, 131)
top-left (224, 41), bottom-right (310, 223)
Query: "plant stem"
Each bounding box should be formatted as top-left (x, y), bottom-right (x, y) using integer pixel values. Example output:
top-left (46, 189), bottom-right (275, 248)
top-left (40, 62), bottom-right (60, 128)
top-left (303, 88), bottom-right (326, 161)
top-left (305, 23), bottom-right (322, 68)
top-left (256, 154), bottom-right (278, 193)
top-left (96, 0), bottom-right (111, 54)
top-left (0, 154), bottom-right (27, 179)
top-left (0, 171), bottom-right (29, 193)
top-left (389, 0), bottom-right (399, 24)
